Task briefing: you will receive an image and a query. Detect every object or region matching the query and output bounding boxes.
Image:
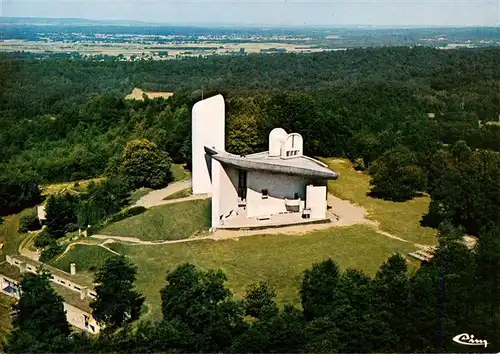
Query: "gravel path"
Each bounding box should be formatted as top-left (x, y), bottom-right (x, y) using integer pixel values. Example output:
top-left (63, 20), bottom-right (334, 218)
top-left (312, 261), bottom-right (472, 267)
top-left (18, 232), bottom-right (41, 261)
top-left (134, 180), bottom-right (194, 208)
top-left (91, 193), bottom-right (384, 245)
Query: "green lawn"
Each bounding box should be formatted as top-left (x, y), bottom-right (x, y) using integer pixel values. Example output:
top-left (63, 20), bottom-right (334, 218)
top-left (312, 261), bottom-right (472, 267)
top-left (171, 163), bottom-right (191, 182)
top-left (100, 199), bottom-right (211, 241)
top-left (323, 158), bottom-right (437, 245)
top-left (51, 244), bottom-right (117, 273)
top-left (162, 188), bottom-right (192, 201)
top-left (49, 157), bottom-right (434, 324)
top-left (101, 225), bottom-right (417, 321)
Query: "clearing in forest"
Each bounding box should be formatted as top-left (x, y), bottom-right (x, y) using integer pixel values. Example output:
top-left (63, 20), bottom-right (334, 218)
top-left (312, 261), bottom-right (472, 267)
top-left (50, 158), bottom-right (436, 322)
top-left (125, 88), bottom-right (174, 100)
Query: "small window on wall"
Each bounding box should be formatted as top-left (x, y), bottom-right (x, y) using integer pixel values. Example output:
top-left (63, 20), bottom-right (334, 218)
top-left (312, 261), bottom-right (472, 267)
top-left (261, 189), bottom-right (269, 199)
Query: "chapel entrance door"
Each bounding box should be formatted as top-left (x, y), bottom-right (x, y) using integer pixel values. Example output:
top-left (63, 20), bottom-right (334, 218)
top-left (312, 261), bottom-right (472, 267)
top-left (237, 170), bottom-right (247, 202)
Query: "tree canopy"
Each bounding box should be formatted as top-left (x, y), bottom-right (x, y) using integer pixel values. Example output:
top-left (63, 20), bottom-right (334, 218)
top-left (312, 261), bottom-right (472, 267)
top-left (5, 271), bottom-right (71, 353)
top-left (90, 255), bottom-right (144, 329)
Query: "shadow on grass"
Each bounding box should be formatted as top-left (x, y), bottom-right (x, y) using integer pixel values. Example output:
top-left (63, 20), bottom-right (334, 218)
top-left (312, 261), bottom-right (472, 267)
top-left (419, 212), bottom-right (444, 229)
top-left (366, 190), bottom-right (425, 203)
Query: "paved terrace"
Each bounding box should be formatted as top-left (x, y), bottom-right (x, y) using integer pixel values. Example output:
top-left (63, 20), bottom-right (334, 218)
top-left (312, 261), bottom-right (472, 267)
top-left (218, 208), bottom-right (336, 230)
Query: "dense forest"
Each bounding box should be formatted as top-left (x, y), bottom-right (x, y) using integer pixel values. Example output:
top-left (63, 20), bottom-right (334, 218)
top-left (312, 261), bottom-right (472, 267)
top-left (1, 46), bottom-right (499, 233)
top-left (1, 46), bottom-right (500, 352)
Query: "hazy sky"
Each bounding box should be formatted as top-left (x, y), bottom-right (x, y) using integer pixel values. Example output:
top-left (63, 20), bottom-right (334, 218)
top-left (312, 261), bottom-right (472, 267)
top-left (2, 0), bottom-right (499, 26)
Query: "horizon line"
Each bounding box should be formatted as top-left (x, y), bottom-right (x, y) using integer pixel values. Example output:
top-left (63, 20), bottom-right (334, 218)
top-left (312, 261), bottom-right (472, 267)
top-left (2, 16), bottom-right (499, 29)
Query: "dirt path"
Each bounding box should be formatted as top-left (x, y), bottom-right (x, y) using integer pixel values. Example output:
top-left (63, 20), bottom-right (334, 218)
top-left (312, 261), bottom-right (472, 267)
top-left (135, 180), bottom-right (194, 208)
top-left (18, 232), bottom-right (41, 261)
top-left (54, 240), bottom-right (121, 262)
top-left (80, 190), bottom-right (432, 252)
top-left (148, 194), bottom-right (210, 208)
top-left (91, 193), bottom-right (395, 246)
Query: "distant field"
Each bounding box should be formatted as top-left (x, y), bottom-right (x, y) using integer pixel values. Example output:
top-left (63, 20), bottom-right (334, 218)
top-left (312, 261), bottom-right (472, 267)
top-left (101, 225), bottom-right (417, 321)
top-left (323, 158), bottom-right (437, 245)
top-left (100, 199), bottom-right (211, 241)
top-left (0, 39), bottom-right (327, 59)
top-left (125, 88), bottom-right (174, 100)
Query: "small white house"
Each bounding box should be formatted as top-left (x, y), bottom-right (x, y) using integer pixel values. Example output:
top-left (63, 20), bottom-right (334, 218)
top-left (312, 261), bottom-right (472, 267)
top-left (192, 94), bottom-right (339, 230)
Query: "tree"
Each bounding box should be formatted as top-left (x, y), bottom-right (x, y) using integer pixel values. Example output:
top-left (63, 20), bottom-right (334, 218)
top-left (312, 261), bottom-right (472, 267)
top-left (0, 175), bottom-right (42, 216)
top-left (33, 228), bottom-right (56, 248)
top-left (471, 225), bottom-right (500, 348)
top-left (44, 193), bottom-right (78, 237)
top-left (231, 304), bottom-right (308, 353)
top-left (242, 281), bottom-right (279, 320)
top-left (300, 259), bottom-right (391, 352)
top-left (6, 271), bottom-right (71, 353)
top-left (372, 254), bottom-right (411, 351)
top-left (406, 223), bottom-right (477, 352)
top-left (300, 258), bottom-right (340, 320)
top-left (76, 177), bottom-right (130, 228)
top-left (369, 145), bottom-right (427, 201)
top-left (160, 263), bottom-right (246, 352)
top-left (90, 256), bottom-right (144, 329)
top-left (226, 97), bottom-right (264, 155)
top-left (110, 139), bottom-right (173, 189)
top-left (18, 207), bottom-right (41, 233)
top-left (425, 143), bottom-right (500, 234)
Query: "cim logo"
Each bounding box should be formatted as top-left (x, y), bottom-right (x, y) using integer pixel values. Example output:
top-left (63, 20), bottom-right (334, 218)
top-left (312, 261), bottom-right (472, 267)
top-left (453, 333), bottom-right (489, 348)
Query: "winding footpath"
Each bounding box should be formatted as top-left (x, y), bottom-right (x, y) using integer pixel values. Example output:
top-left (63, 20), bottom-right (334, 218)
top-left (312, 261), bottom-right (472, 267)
top-left (134, 179), bottom-right (209, 208)
top-left (29, 180), bottom-right (432, 260)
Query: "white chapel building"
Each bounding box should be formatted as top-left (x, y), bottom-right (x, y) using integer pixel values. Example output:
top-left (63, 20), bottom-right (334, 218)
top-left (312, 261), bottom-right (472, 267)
top-left (192, 94), bottom-right (339, 230)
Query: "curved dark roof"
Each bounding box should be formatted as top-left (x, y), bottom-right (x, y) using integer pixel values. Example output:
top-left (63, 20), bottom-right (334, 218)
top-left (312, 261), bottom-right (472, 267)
top-left (205, 147), bottom-right (338, 180)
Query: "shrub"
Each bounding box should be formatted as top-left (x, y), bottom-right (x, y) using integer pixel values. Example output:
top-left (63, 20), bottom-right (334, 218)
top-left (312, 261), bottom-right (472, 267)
top-left (45, 194), bottom-right (78, 238)
top-left (108, 206), bottom-right (147, 223)
top-left (109, 139), bottom-right (173, 189)
top-left (39, 241), bottom-right (65, 262)
top-left (353, 157), bottom-right (366, 171)
top-left (0, 176), bottom-right (42, 215)
top-left (369, 146), bottom-right (427, 202)
top-left (18, 208), bottom-right (41, 233)
top-left (65, 223), bottom-right (79, 233)
top-left (34, 229), bottom-right (56, 249)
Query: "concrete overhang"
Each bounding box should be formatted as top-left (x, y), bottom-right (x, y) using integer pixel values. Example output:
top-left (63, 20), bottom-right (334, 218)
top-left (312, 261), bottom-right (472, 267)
top-left (205, 146), bottom-right (339, 180)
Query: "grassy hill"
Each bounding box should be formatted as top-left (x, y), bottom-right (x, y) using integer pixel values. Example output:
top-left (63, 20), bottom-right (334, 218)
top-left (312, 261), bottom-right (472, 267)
top-left (51, 244), bottom-right (117, 273)
top-left (100, 199), bottom-right (210, 241)
top-left (51, 159), bottom-right (437, 322)
top-left (323, 158), bottom-right (437, 245)
top-left (60, 225), bottom-right (417, 322)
